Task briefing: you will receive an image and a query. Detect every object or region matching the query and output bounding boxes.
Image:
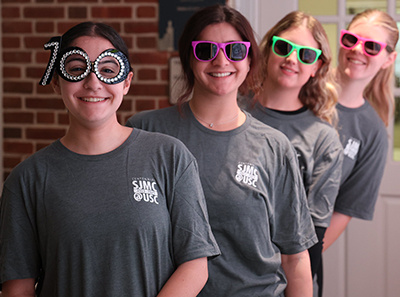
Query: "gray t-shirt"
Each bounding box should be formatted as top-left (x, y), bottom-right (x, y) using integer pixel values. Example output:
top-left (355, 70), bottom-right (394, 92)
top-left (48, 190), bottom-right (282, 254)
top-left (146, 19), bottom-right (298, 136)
top-left (0, 129), bottom-right (220, 297)
top-left (334, 101), bottom-right (388, 220)
top-left (127, 104), bottom-right (317, 297)
top-left (245, 102), bottom-right (343, 228)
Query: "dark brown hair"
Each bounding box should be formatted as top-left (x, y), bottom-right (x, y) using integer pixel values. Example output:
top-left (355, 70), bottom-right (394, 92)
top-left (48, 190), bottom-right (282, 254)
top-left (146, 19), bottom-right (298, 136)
top-left (177, 4), bottom-right (261, 107)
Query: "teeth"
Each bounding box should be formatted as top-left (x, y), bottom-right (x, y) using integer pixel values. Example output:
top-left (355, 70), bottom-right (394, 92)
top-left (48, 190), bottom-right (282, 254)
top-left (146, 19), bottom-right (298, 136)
top-left (80, 97), bottom-right (106, 102)
top-left (349, 59), bottom-right (364, 65)
top-left (210, 72), bottom-right (231, 77)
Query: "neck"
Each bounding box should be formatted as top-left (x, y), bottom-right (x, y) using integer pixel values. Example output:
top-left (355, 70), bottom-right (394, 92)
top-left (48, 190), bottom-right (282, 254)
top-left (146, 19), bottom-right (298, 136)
top-left (336, 69), bottom-right (366, 108)
top-left (189, 92), bottom-right (244, 131)
top-left (61, 121), bottom-right (132, 155)
top-left (260, 79), bottom-right (303, 111)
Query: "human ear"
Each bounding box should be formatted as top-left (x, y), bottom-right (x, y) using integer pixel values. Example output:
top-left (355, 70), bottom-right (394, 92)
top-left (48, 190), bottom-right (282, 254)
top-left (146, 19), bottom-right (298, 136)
top-left (123, 72), bottom-right (134, 95)
top-left (51, 76), bottom-right (61, 95)
top-left (381, 51), bottom-right (397, 70)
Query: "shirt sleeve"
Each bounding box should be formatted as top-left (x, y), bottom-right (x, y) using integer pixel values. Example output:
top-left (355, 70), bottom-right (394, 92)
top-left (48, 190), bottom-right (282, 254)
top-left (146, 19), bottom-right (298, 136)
top-left (168, 155), bottom-right (220, 266)
top-left (307, 133), bottom-right (344, 227)
top-left (0, 174), bottom-right (41, 283)
top-left (269, 142), bottom-right (318, 255)
top-left (334, 129), bottom-right (388, 220)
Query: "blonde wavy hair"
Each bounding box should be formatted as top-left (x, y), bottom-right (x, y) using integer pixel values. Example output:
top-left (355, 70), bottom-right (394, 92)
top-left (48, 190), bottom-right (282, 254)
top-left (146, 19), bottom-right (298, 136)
top-left (348, 9), bottom-right (399, 126)
top-left (259, 11), bottom-right (338, 125)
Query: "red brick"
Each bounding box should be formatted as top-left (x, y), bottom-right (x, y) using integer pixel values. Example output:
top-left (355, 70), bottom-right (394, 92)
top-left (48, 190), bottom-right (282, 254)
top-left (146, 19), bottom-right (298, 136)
top-left (36, 22), bottom-right (55, 33)
top-left (161, 68), bottom-right (168, 80)
top-left (124, 22), bottom-right (158, 34)
top-left (2, 7), bottom-right (20, 18)
top-left (3, 127), bottom-right (22, 138)
top-left (25, 37), bottom-right (50, 49)
top-left (26, 67), bottom-right (47, 80)
top-left (3, 97), bottom-right (22, 108)
top-left (3, 51), bottom-right (31, 63)
top-left (2, 21), bottom-right (32, 34)
top-left (4, 141), bottom-right (34, 154)
top-left (26, 128), bottom-right (65, 140)
top-left (119, 99), bottom-right (132, 112)
top-left (26, 98), bottom-right (65, 110)
top-left (59, 0), bottom-right (97, 3)
top-left (126, 0), bottom-right (157, 2)
top-left (135, 99), bottom-right (156, 111)
top-left (24, 7), bottom-right (64, 19)
top-left (159, 99), bottom-right (173, 109)
top-left (137, 36), bottom-right (157, 49)
top-left (2, 37), bottom-right (20, 48)
top-left (133, 52), bottom-right (170, 65)
top-left (2, 0), bottom-right (30, 3)
top-left (3, 67), bottom-right (22, 79)
top-left (3, 157), bottom-right (22, 169)
top-left (137, 68), bottom-right (157, 80)
top-left (68, 7), bottom-right (87, 19)
top-left (137, 6), bottom-right (156, 18)
top-left (4, 81), bottom-right (33, 94)
top-left (37, 112), bottom-right (55, 124)
top-left (36, 142), bottom-right (53, 151)
top-left (57, 113), bottom-right (69, 125)
top-left (4, 112), bottom-right (34, 124)
top-left (37, 85), bottom-right (58, 95)
top-left (92, 7), bottom-right (132, 18)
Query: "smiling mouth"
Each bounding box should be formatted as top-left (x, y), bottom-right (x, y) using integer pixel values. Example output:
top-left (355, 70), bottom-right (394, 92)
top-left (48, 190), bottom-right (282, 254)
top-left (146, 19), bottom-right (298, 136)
top-left (80, 97), bottom-right (107, 102)
top-left (348, 58), bottom-right (365, 65)
top-left (209, 72), bottom-right (232, 78)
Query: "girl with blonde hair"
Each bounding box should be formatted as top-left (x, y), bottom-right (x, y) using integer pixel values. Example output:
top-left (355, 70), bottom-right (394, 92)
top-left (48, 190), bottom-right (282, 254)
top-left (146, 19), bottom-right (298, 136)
top-left (243, 10), bottom-right (344, 282)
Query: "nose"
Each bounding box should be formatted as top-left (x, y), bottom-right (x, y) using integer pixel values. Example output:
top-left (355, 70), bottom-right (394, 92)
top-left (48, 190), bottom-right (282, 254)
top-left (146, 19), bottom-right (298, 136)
top-left (352, 41), bottom-right (364, 53)
top-left (83, 72), bottom-right (102, 90)
top-left (212, 48), bottom-right (229, 65)
top-left (285, 49), bottom-right (298, 64)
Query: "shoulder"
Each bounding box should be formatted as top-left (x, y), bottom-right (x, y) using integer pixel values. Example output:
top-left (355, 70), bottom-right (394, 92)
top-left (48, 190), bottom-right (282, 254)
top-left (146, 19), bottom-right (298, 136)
top-left (245, 112), bottom-right (298, 158)
top-left (126, 106), bottom-right (180, 127)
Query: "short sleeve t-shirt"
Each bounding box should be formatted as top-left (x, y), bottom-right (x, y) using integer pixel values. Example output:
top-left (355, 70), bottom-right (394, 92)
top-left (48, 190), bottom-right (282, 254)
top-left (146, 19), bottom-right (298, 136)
top-left (334, 101), bottom-right (388, 220)
top-left (246, 102), bottom-right (343, 228)
top-left (0, 129), bottom-right (220, 297)
top-left (127, 104), bottom-right (317, 297)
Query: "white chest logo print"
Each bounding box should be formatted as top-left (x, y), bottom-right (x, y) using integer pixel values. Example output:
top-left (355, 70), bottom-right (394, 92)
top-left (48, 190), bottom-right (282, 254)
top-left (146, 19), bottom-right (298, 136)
top-left (343, 137), bottom-right (360, 160)
top-left (132, 178), bottom-right (159, 204)
top-left (235, 162), bottom-right (259, 188)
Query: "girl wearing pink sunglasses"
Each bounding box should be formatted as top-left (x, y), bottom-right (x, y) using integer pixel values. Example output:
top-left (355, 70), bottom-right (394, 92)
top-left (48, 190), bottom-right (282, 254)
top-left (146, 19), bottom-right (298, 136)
top-left (320, 8), bottom-right (398, 296)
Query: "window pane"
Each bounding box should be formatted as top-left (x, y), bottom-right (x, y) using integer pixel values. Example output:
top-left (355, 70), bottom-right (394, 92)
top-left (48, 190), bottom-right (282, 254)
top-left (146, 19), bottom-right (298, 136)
top-left (298, 0), bottom-right (337, 16)
top-left (346, 0), bottom-right (386, 15)
top-left (394, 97), bottom-right (400, 161)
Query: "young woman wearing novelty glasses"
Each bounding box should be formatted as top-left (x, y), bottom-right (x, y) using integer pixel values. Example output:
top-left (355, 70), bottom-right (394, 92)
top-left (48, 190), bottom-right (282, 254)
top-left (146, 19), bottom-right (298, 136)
top-left (320, 8), bottom-right (398, 290)
top-left (127, 5), bottom-right (317, 297)
top-left (0, 22), bottom-right (220, 297)
top-left (242, 10), bottom-right (344, 294)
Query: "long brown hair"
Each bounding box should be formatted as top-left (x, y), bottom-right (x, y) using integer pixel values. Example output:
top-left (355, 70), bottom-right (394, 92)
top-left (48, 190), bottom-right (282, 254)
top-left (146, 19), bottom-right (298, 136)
top-left (259, 11), bottom-right (338, 125)
top-left (349, 9), bottom-right (399, 126)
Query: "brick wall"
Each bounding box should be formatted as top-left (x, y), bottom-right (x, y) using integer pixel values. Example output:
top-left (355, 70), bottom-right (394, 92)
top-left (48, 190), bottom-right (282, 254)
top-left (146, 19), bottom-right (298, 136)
top-left (1, 0), bottom-right (177, 180)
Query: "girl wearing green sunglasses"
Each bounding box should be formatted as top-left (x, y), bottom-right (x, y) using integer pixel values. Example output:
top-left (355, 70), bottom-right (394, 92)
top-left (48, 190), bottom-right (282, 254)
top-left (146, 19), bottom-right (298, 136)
top-left (242, 11), bottom-right (343, 297)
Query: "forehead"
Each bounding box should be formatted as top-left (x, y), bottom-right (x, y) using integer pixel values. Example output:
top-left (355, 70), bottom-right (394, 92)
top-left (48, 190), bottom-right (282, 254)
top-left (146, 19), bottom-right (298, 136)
top-left (278, 25), bottom-right (319, 48)
top-left (70, 36), bottom-right (115, 59)
top-left (348, 20), bottom-right (389, 42)
top-left (197, 22), bottom-right (243, 42)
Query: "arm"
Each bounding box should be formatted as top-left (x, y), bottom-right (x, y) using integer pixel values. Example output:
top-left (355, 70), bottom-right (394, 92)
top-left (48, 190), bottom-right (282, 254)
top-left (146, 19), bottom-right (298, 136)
top-left (156, 257), bottom-right (208, 297)
top-left (281, 250), bottom-right (313, 297)
top-left (322, 211), bottom-right (352, 252)
top-left (2, 278), bottom-right (36, 297)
